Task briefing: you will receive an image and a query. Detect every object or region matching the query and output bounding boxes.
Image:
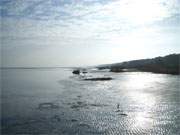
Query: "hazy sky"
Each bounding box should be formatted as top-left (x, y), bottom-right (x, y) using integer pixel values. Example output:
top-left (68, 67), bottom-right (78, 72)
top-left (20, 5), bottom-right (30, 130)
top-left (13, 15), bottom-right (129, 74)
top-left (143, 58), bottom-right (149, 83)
top-left (1, 0), bottom-right (180, 67)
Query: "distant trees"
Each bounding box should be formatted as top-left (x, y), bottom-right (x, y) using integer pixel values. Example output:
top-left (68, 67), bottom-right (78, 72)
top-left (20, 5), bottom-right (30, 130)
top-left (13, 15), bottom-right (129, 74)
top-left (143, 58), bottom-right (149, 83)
top-left (98, 54), bottom-right (180, 75)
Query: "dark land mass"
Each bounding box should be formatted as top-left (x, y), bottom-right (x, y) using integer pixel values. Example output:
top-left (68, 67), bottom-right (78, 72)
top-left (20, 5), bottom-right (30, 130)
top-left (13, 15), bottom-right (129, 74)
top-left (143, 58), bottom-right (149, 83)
top-left (97, 54), bottom-right (180, 75)
top-left (84, 77), bottom-right (113, 81)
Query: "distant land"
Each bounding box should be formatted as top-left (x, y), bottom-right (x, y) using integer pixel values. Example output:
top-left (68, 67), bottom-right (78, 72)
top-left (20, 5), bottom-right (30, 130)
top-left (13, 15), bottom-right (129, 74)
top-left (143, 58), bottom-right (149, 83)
top-left (97, 54), bottom-right (180, 75)
top-left (1, 54), bottom-right (179, 75)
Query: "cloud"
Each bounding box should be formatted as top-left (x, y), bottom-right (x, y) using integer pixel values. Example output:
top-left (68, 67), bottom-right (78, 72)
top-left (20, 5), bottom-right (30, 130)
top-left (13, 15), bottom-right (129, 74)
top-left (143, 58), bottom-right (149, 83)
top-left (1, 0), bottom-right (179, 39)
top-left (1, 0), bottom-right (179, 46)
top-left (1, 0), bottom-right (180, 66)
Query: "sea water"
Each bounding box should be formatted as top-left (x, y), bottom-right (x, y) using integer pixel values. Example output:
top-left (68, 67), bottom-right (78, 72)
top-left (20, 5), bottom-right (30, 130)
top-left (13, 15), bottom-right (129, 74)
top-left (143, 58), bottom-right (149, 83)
top-left (1, 68), bottom-right (180, 134)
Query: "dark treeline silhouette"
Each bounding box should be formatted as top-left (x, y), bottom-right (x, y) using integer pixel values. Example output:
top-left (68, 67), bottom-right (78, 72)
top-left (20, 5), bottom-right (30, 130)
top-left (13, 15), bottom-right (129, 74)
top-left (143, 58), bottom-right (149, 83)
top-left (97, 54), bottom-right (180, 75)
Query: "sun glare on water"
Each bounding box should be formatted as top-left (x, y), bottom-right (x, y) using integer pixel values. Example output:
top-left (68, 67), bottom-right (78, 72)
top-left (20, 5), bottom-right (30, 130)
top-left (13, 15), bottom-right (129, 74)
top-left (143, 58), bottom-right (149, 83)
top-left (123, 73), bottom-right (163, 130)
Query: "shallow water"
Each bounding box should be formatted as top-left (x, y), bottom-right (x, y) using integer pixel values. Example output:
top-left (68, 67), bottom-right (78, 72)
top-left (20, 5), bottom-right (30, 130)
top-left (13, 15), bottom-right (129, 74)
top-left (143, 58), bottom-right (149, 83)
top-left (1, 68), bottom-right (180, 135)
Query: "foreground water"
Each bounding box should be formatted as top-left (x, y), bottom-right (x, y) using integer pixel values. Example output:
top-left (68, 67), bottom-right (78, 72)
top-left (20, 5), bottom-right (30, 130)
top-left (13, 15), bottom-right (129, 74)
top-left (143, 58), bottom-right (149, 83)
top-left (1, 68), bottom-right (180, 135)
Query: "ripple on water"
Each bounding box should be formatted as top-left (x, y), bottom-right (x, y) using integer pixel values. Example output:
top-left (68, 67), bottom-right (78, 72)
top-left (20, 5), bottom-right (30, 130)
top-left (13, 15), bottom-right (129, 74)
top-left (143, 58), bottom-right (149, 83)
top-left (38, 102), bottom-right (59, 110)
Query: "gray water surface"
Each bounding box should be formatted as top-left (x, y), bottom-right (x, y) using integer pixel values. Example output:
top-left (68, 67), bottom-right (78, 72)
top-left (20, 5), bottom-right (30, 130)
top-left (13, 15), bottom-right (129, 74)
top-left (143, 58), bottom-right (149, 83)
top-left (1, 68), bottom-right (180, 135)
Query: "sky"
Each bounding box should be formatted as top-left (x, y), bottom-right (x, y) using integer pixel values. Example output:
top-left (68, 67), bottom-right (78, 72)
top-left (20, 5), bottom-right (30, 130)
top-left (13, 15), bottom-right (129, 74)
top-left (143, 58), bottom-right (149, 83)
top-left (1, 0), bottom-right (180, 67)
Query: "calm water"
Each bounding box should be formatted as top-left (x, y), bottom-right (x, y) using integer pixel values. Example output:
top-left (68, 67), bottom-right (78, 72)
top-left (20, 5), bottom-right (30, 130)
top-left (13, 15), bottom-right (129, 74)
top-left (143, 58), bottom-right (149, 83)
top-left (1, 68), bottom-right (180, 135)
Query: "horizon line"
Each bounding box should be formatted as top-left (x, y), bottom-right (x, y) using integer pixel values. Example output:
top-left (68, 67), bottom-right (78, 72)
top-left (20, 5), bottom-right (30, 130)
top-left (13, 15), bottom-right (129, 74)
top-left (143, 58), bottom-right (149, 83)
top-left (1, 53), bottom-right (179, 69)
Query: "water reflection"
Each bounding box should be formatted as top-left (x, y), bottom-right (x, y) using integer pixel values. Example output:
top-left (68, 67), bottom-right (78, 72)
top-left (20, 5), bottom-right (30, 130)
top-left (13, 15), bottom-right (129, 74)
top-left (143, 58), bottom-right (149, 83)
top-left (2, 69), bottom-right (179, 134)
top-left (126, 72), bottom-right (161, 89)
top-left (124, 73), bottom-right (161, 131)
top-left (133, 111), bottom-right (154, 130)
top-left (129, 92), bottom-right (155, 131)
